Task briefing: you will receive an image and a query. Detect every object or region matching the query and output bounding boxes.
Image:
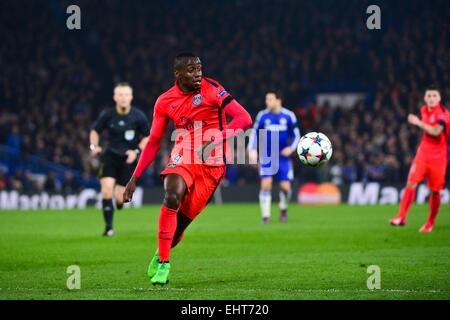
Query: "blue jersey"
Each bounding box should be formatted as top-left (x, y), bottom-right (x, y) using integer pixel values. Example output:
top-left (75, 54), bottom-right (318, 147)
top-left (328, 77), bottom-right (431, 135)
top-left (248, 107), bottom-right (301, 161)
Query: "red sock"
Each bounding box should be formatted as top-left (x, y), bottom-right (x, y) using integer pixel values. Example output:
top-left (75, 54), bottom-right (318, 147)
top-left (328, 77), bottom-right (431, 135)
top-left (157, 205), bottom-right (178, 262)
top-left (426, 193), bottom-right (441, 226)
top-left (398, 187), bottom-right (416, 220)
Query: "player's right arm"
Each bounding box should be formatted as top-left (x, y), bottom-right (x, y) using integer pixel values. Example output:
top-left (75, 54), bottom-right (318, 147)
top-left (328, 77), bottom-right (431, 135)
top-left (123, 99), bottom-right (169, 202)
top-left (408, 113), bottom-right (445, 137)
top-left (89, 110), bottom-right (108, 156)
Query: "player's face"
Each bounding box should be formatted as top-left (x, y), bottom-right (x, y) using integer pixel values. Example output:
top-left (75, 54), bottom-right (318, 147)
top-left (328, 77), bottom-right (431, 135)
top-left (113, 86), bottom-right (133, 108)
top-left (265, 93), bottom-right (277, 110)
top-left (276, 98), bottom-right (282, 108)
top-left (424, 90), bottom-right (441, 108)
top-left (175, 57), bottom-right (202, 91)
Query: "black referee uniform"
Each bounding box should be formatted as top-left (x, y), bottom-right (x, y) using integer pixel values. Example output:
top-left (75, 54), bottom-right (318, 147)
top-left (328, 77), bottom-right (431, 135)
top-left (92, 106), bottom-right (149, 235)
top-left (93, 107), bottom-right (150, 186)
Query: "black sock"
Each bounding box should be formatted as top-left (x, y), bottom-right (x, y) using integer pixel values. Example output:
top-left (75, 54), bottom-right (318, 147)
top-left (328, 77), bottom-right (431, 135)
top-left (102, 199), bottom-right (114, 230)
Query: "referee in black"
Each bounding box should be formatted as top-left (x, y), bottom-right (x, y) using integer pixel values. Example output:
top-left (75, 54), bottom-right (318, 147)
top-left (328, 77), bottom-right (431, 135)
top-left (90, 82), bottom-right (150, 237)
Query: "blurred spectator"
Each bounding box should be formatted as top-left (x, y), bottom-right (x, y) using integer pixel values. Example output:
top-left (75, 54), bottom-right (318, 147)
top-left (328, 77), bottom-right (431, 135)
top-left (43, 172), bottom-right (60, 193)
top-left (61, 171), bottom-right (80, 194)
top-left (21, 170), bottom-right (35, 193)
top-left (0, 168), bottom-right (8, 190)
top-left (6, 125), bottom-right (21, 151)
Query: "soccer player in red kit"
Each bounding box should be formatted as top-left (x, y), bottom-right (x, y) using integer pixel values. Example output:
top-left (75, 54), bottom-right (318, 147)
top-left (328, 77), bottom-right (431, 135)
top-left (123, 53), bottom-right (252, 285)
top-left (390, 86), bottom-right (449, 233)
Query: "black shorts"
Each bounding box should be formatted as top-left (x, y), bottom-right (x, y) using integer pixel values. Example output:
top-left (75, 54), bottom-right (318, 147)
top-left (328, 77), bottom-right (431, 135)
top-left (98, 151), bottom-right (137, 186)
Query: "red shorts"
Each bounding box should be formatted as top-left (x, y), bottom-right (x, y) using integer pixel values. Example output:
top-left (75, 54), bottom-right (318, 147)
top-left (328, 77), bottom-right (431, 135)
top-left (407, 158), bottom-right (447, 192)
top-left (160, 163), bottom-right (226, 220)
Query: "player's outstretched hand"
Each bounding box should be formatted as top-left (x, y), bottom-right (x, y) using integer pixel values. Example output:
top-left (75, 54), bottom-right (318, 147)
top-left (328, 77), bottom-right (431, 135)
top-left (123, 176), bottom-right (138, 203)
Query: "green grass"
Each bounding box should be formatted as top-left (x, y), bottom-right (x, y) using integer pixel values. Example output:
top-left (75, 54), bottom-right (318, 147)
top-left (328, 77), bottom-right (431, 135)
top-left (0, 203), bottom-right (449, 300)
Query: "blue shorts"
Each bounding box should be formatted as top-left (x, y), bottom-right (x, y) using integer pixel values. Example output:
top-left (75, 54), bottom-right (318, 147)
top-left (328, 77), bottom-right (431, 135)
top-left (259, 158), bottom-right (294, 181)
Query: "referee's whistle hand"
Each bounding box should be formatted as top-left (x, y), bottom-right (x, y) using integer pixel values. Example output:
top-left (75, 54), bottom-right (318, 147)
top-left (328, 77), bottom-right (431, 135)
top-left (125, 149), bottom-right (138, 164)
top-left (123, 177), bottom-right (137, 203)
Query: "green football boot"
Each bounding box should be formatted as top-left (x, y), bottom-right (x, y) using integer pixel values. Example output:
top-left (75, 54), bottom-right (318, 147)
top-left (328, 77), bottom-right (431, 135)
top-left (147, 250), bottom-right (159, 279)
top-left (151, 262), bottom-right (171, 285)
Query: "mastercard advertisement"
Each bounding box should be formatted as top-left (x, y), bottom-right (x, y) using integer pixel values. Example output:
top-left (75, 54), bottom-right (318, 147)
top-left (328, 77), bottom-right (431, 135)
top-left (297, 182), bottom-right (342, 204)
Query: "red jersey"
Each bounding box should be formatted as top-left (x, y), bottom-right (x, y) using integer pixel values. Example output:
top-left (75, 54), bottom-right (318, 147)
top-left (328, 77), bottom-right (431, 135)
top-left (416, 104), bottom-right (450, 164)
top-left (132, 77), bottom-right (252, 178)
top-left (149, 77), bottom-right (243, 167)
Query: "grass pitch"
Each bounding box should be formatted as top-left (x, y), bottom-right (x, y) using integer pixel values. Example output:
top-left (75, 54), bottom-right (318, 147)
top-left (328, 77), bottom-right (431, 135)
top-left (0, 203), bottom-right (449, 300)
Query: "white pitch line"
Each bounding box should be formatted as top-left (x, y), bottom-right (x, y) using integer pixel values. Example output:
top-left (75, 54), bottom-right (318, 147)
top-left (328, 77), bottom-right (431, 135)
top-left (1, 287), bottom-right (450, 294)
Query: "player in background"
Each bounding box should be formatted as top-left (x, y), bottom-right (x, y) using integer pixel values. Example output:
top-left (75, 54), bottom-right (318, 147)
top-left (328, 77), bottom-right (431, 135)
top-left (123, 53), bottom-right (252, 285)
top-left (248, 92), bottom-right (301, 224)
top-left (390, 86), bottom-right (449, 232)
top-left (90, 83), bottom-right (149, 237)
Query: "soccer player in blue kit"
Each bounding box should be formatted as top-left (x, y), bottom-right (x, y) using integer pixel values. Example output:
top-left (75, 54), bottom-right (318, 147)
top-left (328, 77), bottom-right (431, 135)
top-left (248, 92), bottom-right (301, 224)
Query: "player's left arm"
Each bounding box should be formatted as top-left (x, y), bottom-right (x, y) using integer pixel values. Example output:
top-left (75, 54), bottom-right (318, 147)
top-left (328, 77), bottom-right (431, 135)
top-left (408, 113), bottom-right (445, 137)
top-left (200, 98), bottom-right (253, 159)
top-left (198, 81), bottom-right (252, 158)
top-left (281, 112), bottom-right (301, 157)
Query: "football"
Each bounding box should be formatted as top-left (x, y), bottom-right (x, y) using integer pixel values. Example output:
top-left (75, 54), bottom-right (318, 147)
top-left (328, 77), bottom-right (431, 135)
top-left (296, 132), bottom-right (333, 167)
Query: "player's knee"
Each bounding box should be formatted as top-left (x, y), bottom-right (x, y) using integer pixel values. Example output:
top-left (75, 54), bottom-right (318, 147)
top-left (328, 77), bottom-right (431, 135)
top-left (101, 188), bottom-right (114, 199)
top-left (163, 191), bottom-right (182, 209)
top-left (261, 180), bottom-right (272, 191)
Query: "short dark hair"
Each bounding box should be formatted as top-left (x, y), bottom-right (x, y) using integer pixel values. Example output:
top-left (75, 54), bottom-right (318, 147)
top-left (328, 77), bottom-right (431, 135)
top-left (174, 52), bottom-right (200, 70)
top-left (114, 82), bottom-right (133, 90)
top-left (267, 91), bottom-right (283, 101)
top-left (425, 85), bottom-right (440, 93)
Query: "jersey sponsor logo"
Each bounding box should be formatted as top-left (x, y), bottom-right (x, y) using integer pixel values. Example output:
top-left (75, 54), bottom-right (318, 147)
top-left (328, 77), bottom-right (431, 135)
top-left (265, 124), bottom-right (288, 131)
top-left (124, 130), bottom-right (135, 141)
top-left (193, 94), bottom-right (203, 106)
top-left (176, 116), bottom-right (207, 130)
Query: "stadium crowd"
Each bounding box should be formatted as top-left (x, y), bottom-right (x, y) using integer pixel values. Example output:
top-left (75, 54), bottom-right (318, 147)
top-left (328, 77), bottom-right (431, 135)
top-left (0, 0), bottom-right (448, 192)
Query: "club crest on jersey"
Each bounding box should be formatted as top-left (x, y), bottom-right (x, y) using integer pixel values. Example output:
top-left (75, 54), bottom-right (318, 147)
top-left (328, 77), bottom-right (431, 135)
top-left (430, 115), bottom-right (435, 123)
top-left (193, 94), bottom-right (202, 106)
